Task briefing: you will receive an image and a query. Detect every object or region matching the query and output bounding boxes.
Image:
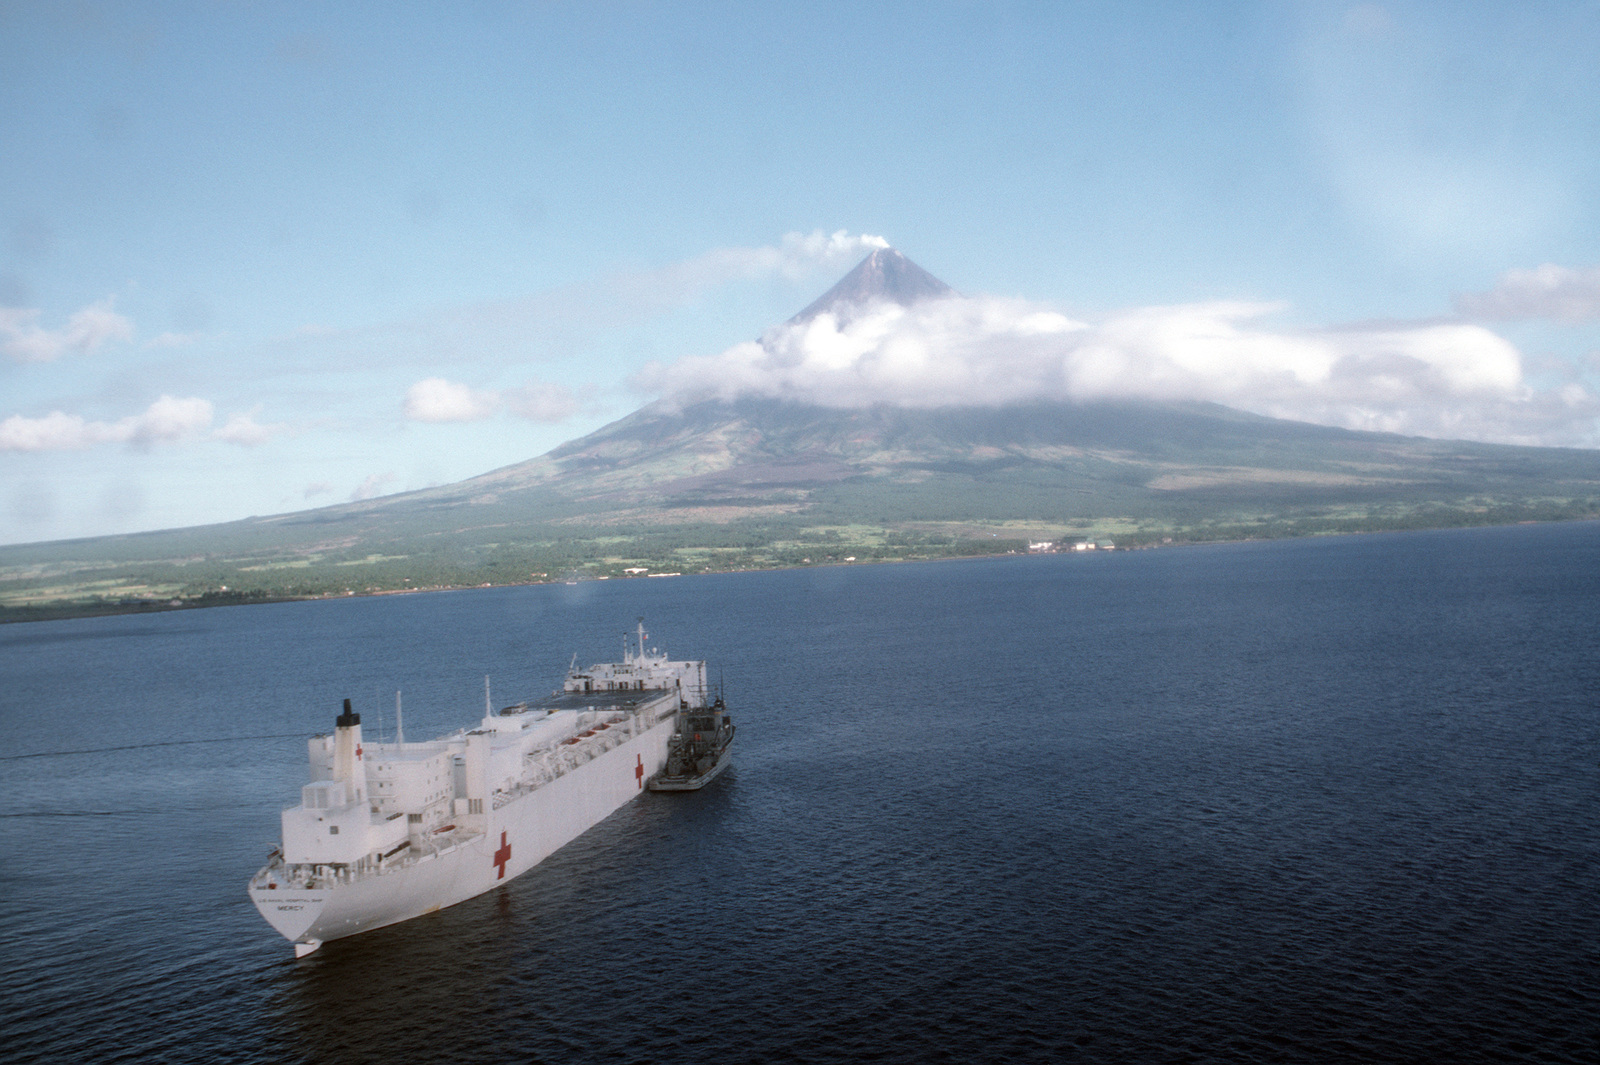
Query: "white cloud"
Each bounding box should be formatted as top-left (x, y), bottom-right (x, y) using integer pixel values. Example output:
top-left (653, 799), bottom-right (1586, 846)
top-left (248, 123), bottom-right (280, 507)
top-left (303, 482), bottom-right (334, 499)
top-left (1455, 264), bottom-right (1600, 322)
top-left (0, 297), bottom-right (134, 362)
top-left (129, 395), bottom-right (214, 446)
top-left (0, 395), bottom-right (214, 452)
top-left (403, 377), bottom-right (500, 422)
top-left (350, 472), bottom-right (396, 501)
top-left (0, 411), bottom-right (88, 452)
top-left (212, 409), bottom-right (280, 446)
top-left (637, 295), bottom-right (1600, 447)
top-left (403, 376), bottom-right (579, 424)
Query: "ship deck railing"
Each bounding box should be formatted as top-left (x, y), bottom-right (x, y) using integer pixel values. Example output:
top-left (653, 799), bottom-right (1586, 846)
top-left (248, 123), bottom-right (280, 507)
top-left (493, 709), bottom-right (647, 809)
top-left (256, 822), bottom-right (489, 890)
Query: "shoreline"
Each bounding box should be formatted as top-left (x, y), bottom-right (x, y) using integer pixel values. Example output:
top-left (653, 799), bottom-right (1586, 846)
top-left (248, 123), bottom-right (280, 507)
top-left (4, 516), bottom-right (1595, 626)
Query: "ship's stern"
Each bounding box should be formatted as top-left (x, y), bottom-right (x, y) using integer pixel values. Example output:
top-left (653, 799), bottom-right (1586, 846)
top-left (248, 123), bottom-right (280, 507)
top-left (249, 867), bottom-right (329, 955)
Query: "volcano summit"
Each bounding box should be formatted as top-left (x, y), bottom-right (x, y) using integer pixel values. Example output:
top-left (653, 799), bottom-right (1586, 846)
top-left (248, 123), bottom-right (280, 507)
top-left (3, 249), bottom-right (1599, 618)
top-left (789, 246), bottom-right (956, 325)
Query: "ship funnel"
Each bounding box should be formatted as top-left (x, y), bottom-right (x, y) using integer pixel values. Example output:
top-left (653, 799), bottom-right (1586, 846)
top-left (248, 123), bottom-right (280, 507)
top-left (332, 698), bottom-right (367, 804)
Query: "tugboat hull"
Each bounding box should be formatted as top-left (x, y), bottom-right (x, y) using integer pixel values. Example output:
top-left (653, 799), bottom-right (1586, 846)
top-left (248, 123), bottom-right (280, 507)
top-left (648, 744), bottom-right (733, 791)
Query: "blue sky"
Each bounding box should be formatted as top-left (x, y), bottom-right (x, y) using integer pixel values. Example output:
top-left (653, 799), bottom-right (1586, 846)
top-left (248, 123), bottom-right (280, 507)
top-left (3, 1), bottom-right (1599, 545)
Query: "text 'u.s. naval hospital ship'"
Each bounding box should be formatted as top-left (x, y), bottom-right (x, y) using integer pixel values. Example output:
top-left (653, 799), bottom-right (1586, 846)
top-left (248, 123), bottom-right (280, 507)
top-left (249, 623), bottom-right (729, 957)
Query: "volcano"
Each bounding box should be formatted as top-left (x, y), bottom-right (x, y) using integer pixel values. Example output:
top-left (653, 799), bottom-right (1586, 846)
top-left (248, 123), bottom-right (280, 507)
top-left (789, 247), bottom-right (955, 325)
top-left (4, 248), bottom-right (1600, 614)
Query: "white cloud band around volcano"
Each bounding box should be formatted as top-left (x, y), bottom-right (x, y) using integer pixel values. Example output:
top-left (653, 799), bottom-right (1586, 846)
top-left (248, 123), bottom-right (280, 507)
top-left (638, 295), bottom-right (1598, 447)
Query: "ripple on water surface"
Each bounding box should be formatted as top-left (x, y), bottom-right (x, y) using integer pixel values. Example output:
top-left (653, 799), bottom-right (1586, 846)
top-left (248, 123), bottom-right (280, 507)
top-left (1, 523), bottom-right (1598, 1063)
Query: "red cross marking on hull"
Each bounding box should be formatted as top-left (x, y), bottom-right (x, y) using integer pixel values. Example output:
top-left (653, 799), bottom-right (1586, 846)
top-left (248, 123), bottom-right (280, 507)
top-left (493, 831), bottom-right (511, 879)
top-left (355, 745), bottom-right (362, 759)
top-left (635, 754), bottom-right (644, 789)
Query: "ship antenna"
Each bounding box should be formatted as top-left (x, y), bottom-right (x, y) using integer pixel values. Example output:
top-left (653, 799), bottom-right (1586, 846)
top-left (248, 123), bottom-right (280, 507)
top-left (395, 689), bottom-right (404, 746)
top-left (484, 675), bottom-right (492, 717)
top-left (637, 617), bottom-right (647, 662)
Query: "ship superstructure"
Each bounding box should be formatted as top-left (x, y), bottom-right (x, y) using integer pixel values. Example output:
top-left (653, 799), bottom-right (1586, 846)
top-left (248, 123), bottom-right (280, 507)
top-left (249, 622), bottom-right (709, 957)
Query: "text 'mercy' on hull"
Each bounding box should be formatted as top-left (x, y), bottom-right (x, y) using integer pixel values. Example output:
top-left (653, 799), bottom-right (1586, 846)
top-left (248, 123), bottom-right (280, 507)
top-left (248, 622), bottom-right (728, 957)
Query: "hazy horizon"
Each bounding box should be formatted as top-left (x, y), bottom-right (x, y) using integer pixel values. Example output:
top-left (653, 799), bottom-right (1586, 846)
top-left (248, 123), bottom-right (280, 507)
top-left (4, 2), bottom-right (1600, 545)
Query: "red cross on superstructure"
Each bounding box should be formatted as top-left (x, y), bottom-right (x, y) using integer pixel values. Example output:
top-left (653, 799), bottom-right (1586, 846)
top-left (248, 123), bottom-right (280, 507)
top-left (356, 745), bottom-right (363, 760)
top-left (635, 754), bottom-right (644, 789)
top-left (493, 831), bottom-right (511, 879)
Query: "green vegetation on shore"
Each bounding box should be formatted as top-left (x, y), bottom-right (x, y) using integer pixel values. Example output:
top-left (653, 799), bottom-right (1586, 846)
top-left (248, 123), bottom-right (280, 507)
top-left (5, 498), bottom-right (1595, 624)
top-left (7, 397), bottom-right (1600, 623)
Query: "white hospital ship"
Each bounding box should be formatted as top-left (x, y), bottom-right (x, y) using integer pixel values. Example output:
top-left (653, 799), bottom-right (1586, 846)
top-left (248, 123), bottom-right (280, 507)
top-left (249, 623), bottom-right (713, 957)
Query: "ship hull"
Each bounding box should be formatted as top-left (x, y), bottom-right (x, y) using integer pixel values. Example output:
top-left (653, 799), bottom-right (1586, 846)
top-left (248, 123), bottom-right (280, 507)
top-left (647, 745), bottom-right (733, 791)
top-left (250, 711), bottom-right (674, 953)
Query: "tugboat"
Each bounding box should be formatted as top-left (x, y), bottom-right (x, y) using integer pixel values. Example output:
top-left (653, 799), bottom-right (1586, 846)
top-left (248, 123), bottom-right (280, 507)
top-left (649, 693), bottom-right (735, 791)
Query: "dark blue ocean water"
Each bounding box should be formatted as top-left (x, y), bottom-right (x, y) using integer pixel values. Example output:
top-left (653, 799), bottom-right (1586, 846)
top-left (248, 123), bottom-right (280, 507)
top-left (2, 523), bottom-right (1598, 1064)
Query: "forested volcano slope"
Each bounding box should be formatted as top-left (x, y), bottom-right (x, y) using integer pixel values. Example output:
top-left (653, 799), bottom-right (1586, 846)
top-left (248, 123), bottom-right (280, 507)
top-left (4, 394), bottom-right (1598, 619)
top-left (6, 246), bottom-right (1600, 618)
